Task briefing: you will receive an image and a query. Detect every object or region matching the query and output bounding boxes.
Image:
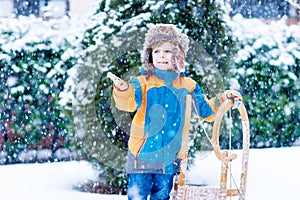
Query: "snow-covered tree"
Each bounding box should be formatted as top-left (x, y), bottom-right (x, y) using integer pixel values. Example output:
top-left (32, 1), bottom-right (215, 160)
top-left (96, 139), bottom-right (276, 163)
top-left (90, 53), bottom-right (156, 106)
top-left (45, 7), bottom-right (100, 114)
top-left (229, 16), bottom-right (300, 148)
top-left (0, 17), bottom-right (83, 163)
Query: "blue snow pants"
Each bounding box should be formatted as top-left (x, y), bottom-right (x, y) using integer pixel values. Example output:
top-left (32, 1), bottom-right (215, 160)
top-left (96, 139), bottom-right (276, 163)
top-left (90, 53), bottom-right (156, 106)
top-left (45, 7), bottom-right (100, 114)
top-left (127, 173), bottom-right (174, 200)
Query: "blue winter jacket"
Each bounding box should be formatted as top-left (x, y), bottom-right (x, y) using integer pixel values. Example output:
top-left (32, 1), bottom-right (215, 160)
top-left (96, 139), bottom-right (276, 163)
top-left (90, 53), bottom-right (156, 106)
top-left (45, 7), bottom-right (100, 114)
top-left (113, 68), bottom-right (223, 174)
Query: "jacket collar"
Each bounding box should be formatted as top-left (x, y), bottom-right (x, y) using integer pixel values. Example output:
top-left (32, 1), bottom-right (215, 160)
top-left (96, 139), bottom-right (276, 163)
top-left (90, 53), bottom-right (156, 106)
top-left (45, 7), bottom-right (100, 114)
top-left (153, 68), bottom-right (179, 83)
top-left (139, 67), bottom-right (186, 83)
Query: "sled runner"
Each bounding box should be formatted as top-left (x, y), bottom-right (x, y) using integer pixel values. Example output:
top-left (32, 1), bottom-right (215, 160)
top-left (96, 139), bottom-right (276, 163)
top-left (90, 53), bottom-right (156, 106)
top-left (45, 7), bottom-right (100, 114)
top-left (172, 99), bottom-right (250, 200)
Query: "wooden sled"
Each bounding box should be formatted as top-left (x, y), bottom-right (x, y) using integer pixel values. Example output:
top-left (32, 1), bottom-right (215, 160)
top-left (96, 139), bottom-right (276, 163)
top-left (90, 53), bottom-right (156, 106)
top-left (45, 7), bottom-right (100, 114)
top-left (172, 99), bottom-right (250, 200)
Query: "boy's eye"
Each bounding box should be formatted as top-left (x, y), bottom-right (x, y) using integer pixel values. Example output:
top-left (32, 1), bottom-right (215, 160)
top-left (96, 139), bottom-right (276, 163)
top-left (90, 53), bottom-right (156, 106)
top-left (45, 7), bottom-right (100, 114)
top-left (153, 49), bottom-right (172, 54)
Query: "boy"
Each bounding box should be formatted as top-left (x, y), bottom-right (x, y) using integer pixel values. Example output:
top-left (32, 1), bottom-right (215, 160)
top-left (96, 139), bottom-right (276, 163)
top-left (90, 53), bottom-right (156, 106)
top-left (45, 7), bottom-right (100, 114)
top-left (108, 24), bottom-right (242, 200)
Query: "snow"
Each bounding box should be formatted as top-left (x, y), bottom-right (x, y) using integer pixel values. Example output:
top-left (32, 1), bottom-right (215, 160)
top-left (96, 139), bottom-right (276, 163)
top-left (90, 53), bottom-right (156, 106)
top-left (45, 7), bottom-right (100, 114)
top-left (1, 147), bottom-right (300, 200)
top-left (0, 16), bottom-right (86, 52)
top-left (0, 161), bottom-right (126, 200)
top-left (229, 14), bottom-right (300, 68)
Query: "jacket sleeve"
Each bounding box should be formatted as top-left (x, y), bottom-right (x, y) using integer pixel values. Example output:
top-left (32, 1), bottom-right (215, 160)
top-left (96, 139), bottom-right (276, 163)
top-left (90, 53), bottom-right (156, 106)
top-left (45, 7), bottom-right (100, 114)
top-left (112, 78), bottom-right (142, 112)
top-left (192, 82), bottom-right (224, 122)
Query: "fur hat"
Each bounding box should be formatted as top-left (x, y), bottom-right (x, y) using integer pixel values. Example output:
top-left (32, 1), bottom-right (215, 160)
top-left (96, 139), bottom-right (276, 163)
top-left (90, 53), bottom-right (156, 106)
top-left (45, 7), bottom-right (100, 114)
top-left (141, 24), bottom-right (190, 74)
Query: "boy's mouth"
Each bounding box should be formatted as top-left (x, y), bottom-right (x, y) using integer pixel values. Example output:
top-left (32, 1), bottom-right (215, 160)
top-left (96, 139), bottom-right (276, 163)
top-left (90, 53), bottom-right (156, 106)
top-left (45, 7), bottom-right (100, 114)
top-left (158, 61), bottom-right (169, 64)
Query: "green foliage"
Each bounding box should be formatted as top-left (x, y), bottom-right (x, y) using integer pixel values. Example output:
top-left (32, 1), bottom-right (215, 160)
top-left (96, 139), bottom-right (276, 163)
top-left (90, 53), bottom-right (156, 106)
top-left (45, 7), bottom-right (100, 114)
top-left (0, 44), bottom-right (75, 163)
top-left (233, 61), bottom-right (300, 148)
top-left (232, 32), bottom-right (300, 148)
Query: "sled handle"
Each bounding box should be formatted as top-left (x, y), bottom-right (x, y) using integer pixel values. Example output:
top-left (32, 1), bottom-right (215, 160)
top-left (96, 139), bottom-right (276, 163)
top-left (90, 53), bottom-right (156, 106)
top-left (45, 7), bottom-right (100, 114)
top-left (212, 99), bottom-right (249, 163)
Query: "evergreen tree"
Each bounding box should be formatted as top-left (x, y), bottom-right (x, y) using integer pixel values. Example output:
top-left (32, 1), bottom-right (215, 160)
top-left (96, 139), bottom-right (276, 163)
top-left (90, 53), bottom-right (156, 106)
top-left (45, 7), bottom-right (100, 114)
top-left (73, 0), bottom-right (236, 193)
top-left (0, 47), bottom-right (74, 163)
top-left (232, 37), bottom-right (300, 148)
top-left (0, 16), bottom-right (86, 164)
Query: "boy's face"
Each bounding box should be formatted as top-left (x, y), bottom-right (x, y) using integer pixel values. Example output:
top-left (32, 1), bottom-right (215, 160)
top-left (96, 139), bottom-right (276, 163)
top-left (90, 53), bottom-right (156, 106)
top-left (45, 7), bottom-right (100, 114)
top-left (152, 42), bottom-right (174, 71)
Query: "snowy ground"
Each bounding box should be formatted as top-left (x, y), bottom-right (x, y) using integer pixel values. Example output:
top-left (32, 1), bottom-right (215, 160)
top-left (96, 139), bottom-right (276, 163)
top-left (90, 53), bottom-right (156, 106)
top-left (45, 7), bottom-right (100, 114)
top-left (0, 147), bottom-right (299, 200)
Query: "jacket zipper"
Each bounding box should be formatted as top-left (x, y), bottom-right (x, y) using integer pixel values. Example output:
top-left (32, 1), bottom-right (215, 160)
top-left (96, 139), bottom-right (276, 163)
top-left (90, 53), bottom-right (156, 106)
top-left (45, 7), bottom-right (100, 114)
top-left (134, 133), bottom-right (148, 168)
top-left (162, 130), bottom-right (165, 174)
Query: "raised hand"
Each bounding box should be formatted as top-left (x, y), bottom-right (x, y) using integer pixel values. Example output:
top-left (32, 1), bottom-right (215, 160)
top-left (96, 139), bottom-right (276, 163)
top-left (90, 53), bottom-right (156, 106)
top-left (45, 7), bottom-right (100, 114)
top-left (107, 72), bottom-right (128, 91)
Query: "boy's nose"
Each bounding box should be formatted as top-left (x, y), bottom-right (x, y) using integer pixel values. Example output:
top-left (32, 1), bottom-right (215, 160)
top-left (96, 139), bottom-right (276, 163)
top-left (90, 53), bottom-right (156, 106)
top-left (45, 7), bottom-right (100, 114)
top-left (159, 53), bottom-right (165, 58)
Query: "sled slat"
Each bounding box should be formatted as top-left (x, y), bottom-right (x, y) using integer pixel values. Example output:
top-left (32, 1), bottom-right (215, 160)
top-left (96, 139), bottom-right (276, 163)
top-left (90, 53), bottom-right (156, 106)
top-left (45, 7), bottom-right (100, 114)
top-left (227, 189), bottom-right (239, 196)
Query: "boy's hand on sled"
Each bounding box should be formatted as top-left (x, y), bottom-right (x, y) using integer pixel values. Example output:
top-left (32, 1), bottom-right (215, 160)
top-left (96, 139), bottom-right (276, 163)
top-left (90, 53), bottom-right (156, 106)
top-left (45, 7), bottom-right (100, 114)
top-left (223, 90), bottom-right (243, 108)
top-left (107, 72), bottom-right (128, 91)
